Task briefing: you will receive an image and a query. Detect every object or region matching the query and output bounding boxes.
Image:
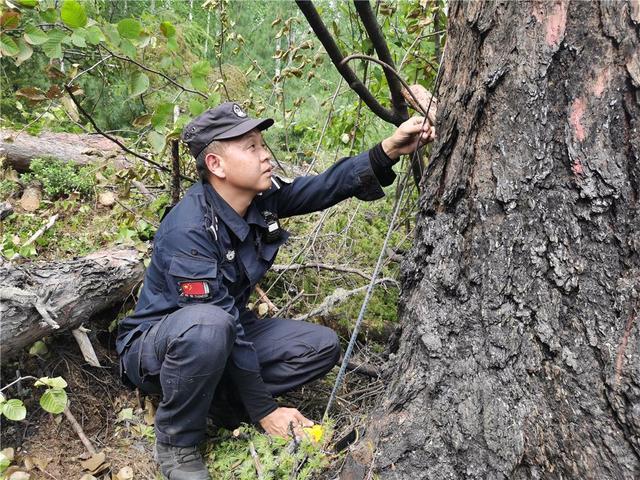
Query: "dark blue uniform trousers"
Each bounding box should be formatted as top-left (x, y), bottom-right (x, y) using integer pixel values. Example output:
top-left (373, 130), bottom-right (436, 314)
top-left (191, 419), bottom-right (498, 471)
top-left (120, 304), bottom-right (341, 446)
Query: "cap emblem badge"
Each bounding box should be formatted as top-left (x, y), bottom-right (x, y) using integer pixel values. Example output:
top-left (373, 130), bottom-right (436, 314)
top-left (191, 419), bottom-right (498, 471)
top-left (226, 250), bottom-right (236, 261)
top-left (232, 104), bottom-right (247, 118)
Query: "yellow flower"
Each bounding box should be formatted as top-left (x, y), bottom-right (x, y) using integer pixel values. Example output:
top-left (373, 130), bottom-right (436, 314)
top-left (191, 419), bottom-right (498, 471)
top-left (303, 424), bottom-right (324, 443)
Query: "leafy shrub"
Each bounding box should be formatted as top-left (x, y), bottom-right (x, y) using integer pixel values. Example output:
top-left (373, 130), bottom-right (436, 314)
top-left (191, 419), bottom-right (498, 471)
top-left (23, 157), bottom-right (95, 199)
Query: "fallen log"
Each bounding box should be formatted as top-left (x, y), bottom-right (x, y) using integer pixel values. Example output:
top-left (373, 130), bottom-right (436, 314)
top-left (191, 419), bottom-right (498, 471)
top-left (0, 129), bottom-right (131, 172)
top-left (0, 248), bottom-right (144, 362)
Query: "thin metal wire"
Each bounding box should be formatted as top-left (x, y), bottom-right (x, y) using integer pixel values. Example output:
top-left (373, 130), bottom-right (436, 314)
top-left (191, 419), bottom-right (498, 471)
top-left (323, 35), bottom-right (448, 419)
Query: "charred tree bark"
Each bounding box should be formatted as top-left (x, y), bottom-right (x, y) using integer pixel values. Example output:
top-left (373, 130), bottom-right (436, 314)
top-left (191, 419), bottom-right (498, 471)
top-left (0, 129), bottom-right (130, 172)
top-left (345, 1), bottom-right (640, 479)
top-left (0, 248), bottom-right (143, 361)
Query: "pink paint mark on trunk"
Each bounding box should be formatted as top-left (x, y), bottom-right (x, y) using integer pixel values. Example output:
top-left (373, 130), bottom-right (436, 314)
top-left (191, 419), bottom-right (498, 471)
top-left (591, 67), bottom-right (610, 98)
top-left (615, 306), bottom-right (638, 387)
top-left (569, 98), bottom-right (586, 142)
top-left (546, 0), bottom-right (567, 46)
top-left (572, 159), bottom-right (584, 175)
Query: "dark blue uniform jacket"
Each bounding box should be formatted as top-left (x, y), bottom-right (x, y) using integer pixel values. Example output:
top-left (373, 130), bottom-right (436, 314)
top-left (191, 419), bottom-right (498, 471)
top-left (116, 149), bottom-right (394, 374)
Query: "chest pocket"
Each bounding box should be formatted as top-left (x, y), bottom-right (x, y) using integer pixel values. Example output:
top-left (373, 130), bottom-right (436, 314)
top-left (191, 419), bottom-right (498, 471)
top-left (168, 255), bottom-right (217, 306)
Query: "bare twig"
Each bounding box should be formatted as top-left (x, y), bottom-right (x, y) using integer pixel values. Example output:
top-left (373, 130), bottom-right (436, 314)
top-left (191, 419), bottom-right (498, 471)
top-left (63, 405), bottom-right (97, 455)
top-left (10, 214), bottom-right (58, 261)
top-left (248, 441), bottom-right (264, 480)
top-left (274, 289), bottom-right (305, 318)
top-left (270, 262), bottom-right (372, 281)
top-left (294, 278), bottom-right (398, 321)
top-left (352, 0), bottom-right (408, 120)
top-left (255, 285), bottom-right (278, 313)
top-left (100, 45), bottom-right (207, 99)
top-left (63, 85), bottom-right (195, 183)
top-left (0, 375), bottom-right (38, 392)
top-left (295, 0), bottom-right (402, 125)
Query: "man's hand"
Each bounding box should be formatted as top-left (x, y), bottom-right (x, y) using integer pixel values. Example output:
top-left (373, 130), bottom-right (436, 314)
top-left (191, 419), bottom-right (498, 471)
top-left (381, 116), bottom-right (436, 160)
top-left (259, 407), bottom-right (314, 439)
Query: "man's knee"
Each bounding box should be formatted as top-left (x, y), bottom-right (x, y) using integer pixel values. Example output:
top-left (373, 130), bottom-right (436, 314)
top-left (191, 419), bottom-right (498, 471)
top-left (162, 304), bottom-right (236, 361)
top-left (317, 326), bottom-right (341, 366)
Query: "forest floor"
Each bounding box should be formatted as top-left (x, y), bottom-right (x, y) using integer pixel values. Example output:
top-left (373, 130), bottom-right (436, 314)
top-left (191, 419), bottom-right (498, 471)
top-left (0, 309), bottom-right (387, 480)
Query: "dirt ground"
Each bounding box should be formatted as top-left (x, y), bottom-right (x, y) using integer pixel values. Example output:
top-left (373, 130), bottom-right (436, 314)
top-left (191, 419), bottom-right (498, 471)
top-left (0, 317), bottom-right (386, 480)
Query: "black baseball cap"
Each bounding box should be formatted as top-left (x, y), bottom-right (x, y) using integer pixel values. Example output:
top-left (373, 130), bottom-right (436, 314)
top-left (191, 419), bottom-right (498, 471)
top-left (182, 102), bottom-right (274, 158)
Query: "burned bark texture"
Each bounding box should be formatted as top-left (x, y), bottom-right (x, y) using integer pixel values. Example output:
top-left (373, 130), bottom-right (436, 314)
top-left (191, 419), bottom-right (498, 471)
top-left (0, 129), bottom-right (130, 172)
top-left (346, 1), bottom-right (640, 479)
top-left (0, 248), bottom-right (143, 362)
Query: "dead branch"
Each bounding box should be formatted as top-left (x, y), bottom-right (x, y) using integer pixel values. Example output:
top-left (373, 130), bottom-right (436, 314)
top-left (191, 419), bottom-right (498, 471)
top-left (294, 278), bottom-right (398, 321)
top-left (295, 0), bottom-right (404, 125)
top-left (270, 262), bottom-right (372, 281)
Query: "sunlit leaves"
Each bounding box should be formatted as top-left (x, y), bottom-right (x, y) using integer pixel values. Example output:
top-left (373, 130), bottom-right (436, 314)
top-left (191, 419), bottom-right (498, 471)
top-left (191, 60), bottom-right (211, 91)
top-left (23, 25), bottom-right (48, 45)
top-left (129, 72), bottom-right (150, 98)
top-left (85, 25), bottom-right (105, 45)
top-left (41, 29), bottom-right (66, 59)
top-left (60, 0), bottom-right (87, 29)
top-left (147, 131), bottom-right (166, 153)
top-left (0, 399), bottom-right (26, 421)
top-left (39, 388), bottom-right (67, 414)
top-left (189, 99), bottom-right (205, 116)
top-left (16, 0), bottom-right (39, 7)
top-left (160, 21), bottom-right (176, 38)
top-left (151, 102), bottom-right (174, 129)
top-left (117, 18), bottom-right (142, 39)
top-left (35, 376), bottom-right (67, 389)
top-left (0, 34), bottom-right (19, 57)
top-left (15, 38), bottom-right (33, 65)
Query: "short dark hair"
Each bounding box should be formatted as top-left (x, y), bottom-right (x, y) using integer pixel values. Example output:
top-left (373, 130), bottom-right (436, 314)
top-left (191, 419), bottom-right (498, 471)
top-left (195, 140), bottom-right (227, 182)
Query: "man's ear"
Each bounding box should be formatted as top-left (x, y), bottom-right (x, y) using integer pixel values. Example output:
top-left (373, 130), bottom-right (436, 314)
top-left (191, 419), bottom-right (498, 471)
top-left (204, 152), bottom-right (225, 179)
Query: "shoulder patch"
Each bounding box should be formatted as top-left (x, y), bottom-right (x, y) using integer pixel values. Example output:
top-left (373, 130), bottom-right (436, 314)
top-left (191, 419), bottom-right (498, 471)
top-left (178, 281), bottom-right (211, 298)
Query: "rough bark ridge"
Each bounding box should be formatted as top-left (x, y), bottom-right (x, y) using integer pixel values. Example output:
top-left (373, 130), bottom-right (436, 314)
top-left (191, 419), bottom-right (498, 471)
top-left (346, 1), bottom-right (640, 479)
top-left (0, 249), bottom-right (143, 361)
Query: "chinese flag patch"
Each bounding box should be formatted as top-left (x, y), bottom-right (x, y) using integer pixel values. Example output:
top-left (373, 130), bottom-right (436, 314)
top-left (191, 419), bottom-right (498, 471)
top-left (178, 281), bottom-right (210, 298)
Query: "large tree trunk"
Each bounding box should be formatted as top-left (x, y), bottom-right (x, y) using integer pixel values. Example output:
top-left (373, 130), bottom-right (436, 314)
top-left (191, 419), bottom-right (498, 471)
top-left (0, 248), bottom-right (144, 361)
top-left (346, 1), bottom-right (640, 479)
top-left (0, 129), bottom-right (130, 172)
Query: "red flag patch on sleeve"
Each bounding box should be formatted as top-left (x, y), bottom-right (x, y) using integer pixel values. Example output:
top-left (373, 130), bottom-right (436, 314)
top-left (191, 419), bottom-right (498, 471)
top-left (178, 281), bottom-right (210, 298)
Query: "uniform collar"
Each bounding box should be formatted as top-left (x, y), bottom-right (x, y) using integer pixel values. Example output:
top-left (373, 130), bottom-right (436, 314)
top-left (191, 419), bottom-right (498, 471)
top-left (203, 182), bottom-right (266, 241)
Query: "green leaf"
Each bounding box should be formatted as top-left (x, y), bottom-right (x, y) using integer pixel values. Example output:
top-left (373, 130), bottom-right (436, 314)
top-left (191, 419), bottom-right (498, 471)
top-left (15, 38), bottom-right (33, 66)
top-left (0, 11), bottom-right (21, 30)
top-left (148, 130), bottom-right (165, 153)
top-left (0, 392), bottom-right (5, 403)
top-left (119, 38), bottom-right (136, 58)
top-left (160, 21), bottom-right (176, 38)
top-left (117, 18), bottom-right (141, 39)
top-left (34, 376), bottom-right (67, 389)
top-left (0, 34), bottom-right (19, 57)
top-left (40, 8), bottom-right (57, 23)
top-left (117, 407), bottom-right (133, 422)
top-left (23, 25), bottom-right (48, 45)
top-left (41, 29), bottom-right (66, 59)
top-left (39, 388), bottom-right (67, 414)
top-left (151, 102), bottom-right (173, 129)
top-left (29, 340), bottom-right (48, 356)
top-left (102, 23), bottom-right (120, 47)
top-left (2, 399), bottom-right (26, 421)
top-left (85, 25), bottom-right (104, 45)
top-left (167, 36), bottom-right (178, 52)
top-left (129, 71), bottom-right (149, 98)
top-left (191, 60), bottom-right (211, 78)
top-left (0, 448), bottom-right (12, 474)
top-left (17, 0), bottom-right (39, 6)
top-left (188, 99), bottom-right (205, 116)
top-left (61, 0), bottom-right (87, 29)
top-left (70, 31), bottom-right (86, 48)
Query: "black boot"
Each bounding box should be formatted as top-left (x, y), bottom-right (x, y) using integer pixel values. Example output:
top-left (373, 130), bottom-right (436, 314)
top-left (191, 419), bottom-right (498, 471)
top-left (154, 441), bottom-right (211, 480)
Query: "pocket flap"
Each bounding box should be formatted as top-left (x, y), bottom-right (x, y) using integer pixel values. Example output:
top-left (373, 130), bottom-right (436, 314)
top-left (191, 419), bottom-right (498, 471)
top-left (168, 255), bottom-right (217, 279)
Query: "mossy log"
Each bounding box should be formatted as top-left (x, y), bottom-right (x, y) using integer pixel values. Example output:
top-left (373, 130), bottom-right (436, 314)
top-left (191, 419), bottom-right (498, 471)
top-left (0, 248), bottom-right (144, 362)
top-left (0, 129), bottom-right (130, 172)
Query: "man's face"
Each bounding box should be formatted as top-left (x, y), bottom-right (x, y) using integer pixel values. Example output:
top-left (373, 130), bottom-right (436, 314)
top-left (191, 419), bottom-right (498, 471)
top-left (215, 129), bottom-right (273, 195)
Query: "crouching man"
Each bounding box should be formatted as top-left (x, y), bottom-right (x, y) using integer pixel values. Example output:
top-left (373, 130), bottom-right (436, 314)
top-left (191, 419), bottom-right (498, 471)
top-left (116, 102), bottom-right (435, 480)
